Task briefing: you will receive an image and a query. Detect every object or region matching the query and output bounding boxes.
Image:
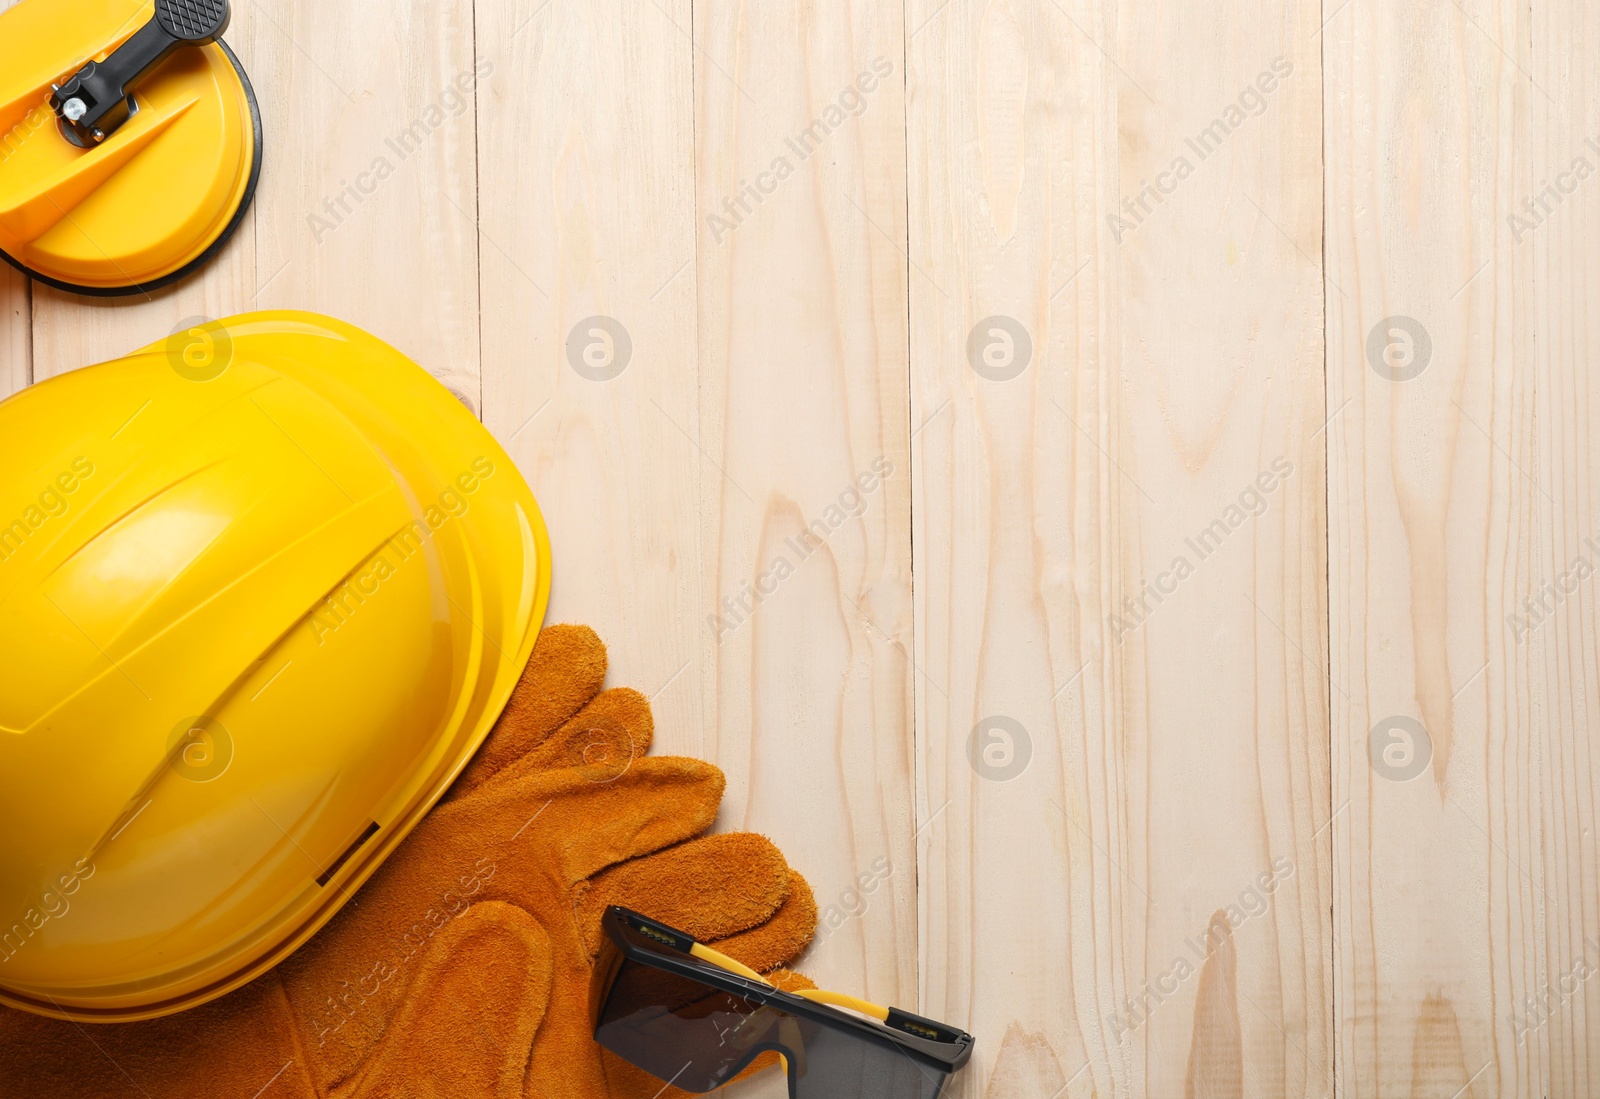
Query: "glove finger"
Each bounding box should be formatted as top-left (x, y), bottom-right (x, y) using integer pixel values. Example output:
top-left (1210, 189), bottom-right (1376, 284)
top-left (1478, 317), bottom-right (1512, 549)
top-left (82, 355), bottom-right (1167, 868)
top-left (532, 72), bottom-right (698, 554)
top-left (338, 902), bottom-right (551, 1099)
top-left (706, 870), bottom-right (818, 975)
top-left (492, 687), bottom-right (654, 792)
top-left (450, 624), bottom-right (609, 797)
top-left (575, 833), bottom-right (793, 956)
top-left (434, 756), bottom-right (726, 892)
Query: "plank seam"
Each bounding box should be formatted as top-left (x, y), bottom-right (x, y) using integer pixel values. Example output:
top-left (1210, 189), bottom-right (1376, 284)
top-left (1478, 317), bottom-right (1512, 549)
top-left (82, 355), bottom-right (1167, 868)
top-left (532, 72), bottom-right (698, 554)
top-left (469, 0), bottom-right (484, 421)
top-left (1319, 1), bottom-right (1337, 1096)
top-left (897, 0), bottom-right (924, 1020)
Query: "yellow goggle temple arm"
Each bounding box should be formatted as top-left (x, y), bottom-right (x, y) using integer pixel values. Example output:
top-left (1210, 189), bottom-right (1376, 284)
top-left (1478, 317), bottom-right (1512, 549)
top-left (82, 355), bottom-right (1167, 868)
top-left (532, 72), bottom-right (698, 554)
top-left (689, 942), bottom-right (766, 982)
top-left (688, 943), bottom-right (892, 1023)
top-left (791, 988), bottom-right (892, 1023)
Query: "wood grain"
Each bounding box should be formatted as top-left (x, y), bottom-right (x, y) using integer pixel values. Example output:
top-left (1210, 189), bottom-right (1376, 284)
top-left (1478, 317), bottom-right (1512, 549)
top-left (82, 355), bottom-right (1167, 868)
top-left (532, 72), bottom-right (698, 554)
top-left (4, 0), bottom-right (1600, 1094)
top-left (1325, 0), bottom-right (1541, 1096)
top-left (472, 0), bottom-right (705, 750)
top-left (907, 1), bottom-right (1329, 1097)
top-left (693, 0), bottom-right (917, 1009)
top-left (0, 269), bottom-right (24, 399)
top-left (1528, 2), bottom-right (1600, 1095)
top-left (0, 0), bottom-right (30, 394)
top-left (242, 0), bottom-right (481, 399)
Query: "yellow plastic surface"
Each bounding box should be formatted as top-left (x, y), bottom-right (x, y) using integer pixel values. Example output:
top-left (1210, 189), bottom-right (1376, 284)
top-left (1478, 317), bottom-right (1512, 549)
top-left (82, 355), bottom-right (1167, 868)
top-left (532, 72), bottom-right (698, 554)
top-left (0, 312), bottom-right (551, 1021)
top-left (0, 0), bottom-right (256, 290)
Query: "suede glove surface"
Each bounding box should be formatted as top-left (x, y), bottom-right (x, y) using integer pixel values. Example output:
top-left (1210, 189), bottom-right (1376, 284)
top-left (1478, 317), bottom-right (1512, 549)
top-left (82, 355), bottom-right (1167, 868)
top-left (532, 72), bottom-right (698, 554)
top-left (0, 625), bottom-right (817, 1099)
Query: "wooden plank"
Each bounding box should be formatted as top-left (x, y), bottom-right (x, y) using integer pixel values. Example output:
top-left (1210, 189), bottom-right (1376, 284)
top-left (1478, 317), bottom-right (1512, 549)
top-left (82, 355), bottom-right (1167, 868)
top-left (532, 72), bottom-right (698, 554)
top-left (29, 233), bottom-right (256, 382)
top-left (472, 0), bottom-right (705, 749)
top-left (240, 0), bottom-right (481, 401)
top-left (7, 6), bottom-right (1595, 1098)
top-left (0, 270), bottom-right (24, 399)
top-left (0, 1), bottom-right (26, 400)
top-left (1325, 0), bottom-right (1540, 1094)
top-left (693, 0), bottom-right (916, 1011)
top-left (1528, 1), bottom-right (1600, 1093)
top-left (908, 0), bottom-right (1329, 1096)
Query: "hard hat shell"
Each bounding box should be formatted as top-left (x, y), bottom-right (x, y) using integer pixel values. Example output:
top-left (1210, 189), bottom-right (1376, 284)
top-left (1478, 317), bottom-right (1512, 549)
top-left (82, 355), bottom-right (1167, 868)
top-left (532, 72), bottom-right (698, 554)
top-left (0, 312), bottom-right (551, 1021)
top-left (0, 0), bottom-right (261, 295)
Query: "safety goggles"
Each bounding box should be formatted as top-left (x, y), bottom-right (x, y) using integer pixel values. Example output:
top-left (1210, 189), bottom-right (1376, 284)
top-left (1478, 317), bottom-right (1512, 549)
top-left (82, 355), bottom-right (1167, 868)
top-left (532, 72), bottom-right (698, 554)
top-left (592, 907), bottom-right (973, 1099)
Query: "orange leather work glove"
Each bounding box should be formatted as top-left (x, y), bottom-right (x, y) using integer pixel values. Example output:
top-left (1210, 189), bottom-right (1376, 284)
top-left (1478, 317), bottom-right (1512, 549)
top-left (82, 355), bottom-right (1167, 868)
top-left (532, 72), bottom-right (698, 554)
top-left (0, 625), bottom-right (818, 1098)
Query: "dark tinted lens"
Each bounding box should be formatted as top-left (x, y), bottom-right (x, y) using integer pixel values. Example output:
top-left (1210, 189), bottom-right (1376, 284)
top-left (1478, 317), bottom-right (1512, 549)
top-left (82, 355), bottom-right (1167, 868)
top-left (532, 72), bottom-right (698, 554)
top-left (790, 1019), bottom-right (949, 1099)
top-left (595, 956), bottom-right (787, 1093)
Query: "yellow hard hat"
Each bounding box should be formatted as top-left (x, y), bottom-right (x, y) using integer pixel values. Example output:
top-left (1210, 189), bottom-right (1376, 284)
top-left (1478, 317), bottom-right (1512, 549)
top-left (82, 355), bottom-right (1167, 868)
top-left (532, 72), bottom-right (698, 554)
top-left (0, 0), bottom-right (260, 295)
top-left (0, 312), bottom-right (551, 1022)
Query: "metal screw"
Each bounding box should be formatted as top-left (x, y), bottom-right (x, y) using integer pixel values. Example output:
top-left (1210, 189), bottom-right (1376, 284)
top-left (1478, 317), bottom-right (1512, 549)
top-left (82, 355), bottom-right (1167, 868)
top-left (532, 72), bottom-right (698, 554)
top-left (62, 98), bottom-right (87, 122)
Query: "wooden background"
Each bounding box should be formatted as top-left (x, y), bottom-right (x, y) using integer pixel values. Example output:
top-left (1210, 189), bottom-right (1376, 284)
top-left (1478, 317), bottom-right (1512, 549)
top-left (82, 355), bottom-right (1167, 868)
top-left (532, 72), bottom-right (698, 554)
top-left (2, 0), bottom-right (1597, 1096)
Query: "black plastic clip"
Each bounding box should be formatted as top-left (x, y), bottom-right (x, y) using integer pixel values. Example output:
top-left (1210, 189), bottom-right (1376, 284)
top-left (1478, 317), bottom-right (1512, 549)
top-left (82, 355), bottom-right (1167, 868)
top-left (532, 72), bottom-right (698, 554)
top-left (50, 0), bottom-right (231, 145)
